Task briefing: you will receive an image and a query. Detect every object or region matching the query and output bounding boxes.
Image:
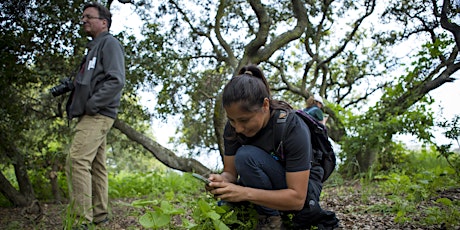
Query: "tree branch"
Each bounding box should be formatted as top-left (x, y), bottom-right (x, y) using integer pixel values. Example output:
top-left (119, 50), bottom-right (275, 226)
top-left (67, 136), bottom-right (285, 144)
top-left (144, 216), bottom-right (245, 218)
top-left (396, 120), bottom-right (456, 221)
top-left (250, 0), bottom-right (309, 64)
top-left (439, 0), bottom-right (460, 50)
top-left (244, 0), bottom-right (271, 59)
top-left (113, 119), bottom-right (212, 174)
top-left (214, 0), bottom-right (237, 66)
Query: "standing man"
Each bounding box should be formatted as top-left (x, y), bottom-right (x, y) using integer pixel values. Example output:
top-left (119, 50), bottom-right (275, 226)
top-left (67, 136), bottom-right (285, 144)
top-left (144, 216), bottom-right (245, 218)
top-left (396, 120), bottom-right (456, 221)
top-left (66, 2), bottom-right (125, 228)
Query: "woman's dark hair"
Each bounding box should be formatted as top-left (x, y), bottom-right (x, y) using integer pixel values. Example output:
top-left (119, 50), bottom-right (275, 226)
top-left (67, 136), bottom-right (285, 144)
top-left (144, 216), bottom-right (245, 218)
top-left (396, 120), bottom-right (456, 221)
top-left (222, 64), bottom-right (292, 112)
top-left (83, 2), bottom-right (112, 29)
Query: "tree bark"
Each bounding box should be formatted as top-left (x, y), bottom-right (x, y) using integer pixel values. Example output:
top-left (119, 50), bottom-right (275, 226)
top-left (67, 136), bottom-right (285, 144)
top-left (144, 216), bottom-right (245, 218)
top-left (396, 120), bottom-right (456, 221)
top-left (213, 92), bottom-right (226, 162)
top-left (356, 149), bottom-right (377, 173)
top-left (0, 170), bottom-right (29, 207)
top-left (49, 162), bottom-right (62, 203)
top-left (112, 119), bottom-right (213, 175)
top-left (0, 132), bottom-right (39, 210)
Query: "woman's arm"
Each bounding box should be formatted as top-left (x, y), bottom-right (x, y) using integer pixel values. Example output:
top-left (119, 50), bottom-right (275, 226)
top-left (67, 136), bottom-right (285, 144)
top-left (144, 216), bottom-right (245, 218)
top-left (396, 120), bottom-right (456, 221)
top-left (210, 170), bottom-right (310, 211)
top-left (248, 170), bottom-right (309, 211)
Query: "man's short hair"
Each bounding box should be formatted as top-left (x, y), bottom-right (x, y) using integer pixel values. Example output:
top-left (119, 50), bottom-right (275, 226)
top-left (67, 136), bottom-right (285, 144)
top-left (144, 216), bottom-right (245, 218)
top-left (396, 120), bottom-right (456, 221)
top-left (83, 2), bottom-right (112, 29)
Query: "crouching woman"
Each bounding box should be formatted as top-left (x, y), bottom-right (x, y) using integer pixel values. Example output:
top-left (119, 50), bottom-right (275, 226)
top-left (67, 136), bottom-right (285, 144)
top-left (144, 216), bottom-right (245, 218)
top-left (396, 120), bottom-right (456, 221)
top-left (206, 65), bottom-right (339, 230)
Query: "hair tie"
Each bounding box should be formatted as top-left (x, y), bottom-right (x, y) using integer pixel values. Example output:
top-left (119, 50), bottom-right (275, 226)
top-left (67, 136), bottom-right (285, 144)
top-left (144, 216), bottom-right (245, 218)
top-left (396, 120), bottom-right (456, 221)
top-left (244, 70), bottom-right (253, 76)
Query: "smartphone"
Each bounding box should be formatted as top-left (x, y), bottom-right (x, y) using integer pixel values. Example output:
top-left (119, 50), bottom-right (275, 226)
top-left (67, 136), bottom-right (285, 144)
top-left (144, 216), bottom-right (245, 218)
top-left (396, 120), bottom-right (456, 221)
top-left (192, 173), bottom-right (211, 185)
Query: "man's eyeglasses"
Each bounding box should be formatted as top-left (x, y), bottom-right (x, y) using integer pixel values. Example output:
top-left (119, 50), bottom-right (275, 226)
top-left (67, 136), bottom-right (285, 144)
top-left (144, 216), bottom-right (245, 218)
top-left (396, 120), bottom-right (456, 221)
top-left (81, 14), bottom-right (103, 20)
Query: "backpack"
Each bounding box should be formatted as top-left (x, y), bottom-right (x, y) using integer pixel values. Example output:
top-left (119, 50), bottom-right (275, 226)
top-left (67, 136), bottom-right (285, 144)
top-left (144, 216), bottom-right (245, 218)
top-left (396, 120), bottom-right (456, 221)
top-left (275, 109), bottom-right (337, 183)
top-left (303, 106), bottom-right (323, 122)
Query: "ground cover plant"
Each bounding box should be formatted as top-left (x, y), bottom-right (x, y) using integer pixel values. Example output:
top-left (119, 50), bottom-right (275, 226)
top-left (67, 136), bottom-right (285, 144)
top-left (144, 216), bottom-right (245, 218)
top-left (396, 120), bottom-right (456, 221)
top-left (0, 147), bottom-right (459, 229)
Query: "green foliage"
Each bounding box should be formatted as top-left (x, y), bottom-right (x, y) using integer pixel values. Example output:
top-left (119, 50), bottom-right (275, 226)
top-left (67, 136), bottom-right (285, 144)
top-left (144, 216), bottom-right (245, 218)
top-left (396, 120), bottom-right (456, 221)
top-left (139, 200), bottom-right (185, 229)
top-left (190, 199), bottom-right (230, 230)
top-left (367, 148), bottom-right (459, 228)
top-left (4, 152), bottom-right (458, 228)
top-left (106, 155), bottom-right (460, 229)
top-left (108, 170), bottom-right (196, 199)
top-left (189, 199), bottom-right (257, 230)
top-left (0, 0), bottom-right (157, 208)
top-left (435, 115), bottom-right (460, 176)
top-left (338, 36), bottom-right (442, 174)
top-left (115, 172), bottom-right (256, 229)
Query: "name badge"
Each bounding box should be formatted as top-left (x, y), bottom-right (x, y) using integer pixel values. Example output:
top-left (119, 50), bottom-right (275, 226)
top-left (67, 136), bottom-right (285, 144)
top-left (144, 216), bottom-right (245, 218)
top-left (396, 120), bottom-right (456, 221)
top-left (88, 57), bottom-right (97, 70)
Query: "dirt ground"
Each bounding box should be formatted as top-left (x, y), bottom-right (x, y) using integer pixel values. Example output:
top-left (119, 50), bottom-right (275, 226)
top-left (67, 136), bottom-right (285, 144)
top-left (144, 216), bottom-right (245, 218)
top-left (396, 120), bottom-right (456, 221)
top-left (1, 185), bottom-right (459, 230)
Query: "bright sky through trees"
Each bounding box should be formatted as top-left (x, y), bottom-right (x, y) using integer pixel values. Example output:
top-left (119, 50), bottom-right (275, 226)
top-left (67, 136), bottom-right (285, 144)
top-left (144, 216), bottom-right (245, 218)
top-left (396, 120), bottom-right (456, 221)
top-left (108, 1), bottom-right (460, 158)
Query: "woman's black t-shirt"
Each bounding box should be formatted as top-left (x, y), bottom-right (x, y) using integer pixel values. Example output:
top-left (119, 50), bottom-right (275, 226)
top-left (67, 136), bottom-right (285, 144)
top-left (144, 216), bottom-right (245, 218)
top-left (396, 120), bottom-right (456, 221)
top-left (223, 109), bottom-right (312, 172)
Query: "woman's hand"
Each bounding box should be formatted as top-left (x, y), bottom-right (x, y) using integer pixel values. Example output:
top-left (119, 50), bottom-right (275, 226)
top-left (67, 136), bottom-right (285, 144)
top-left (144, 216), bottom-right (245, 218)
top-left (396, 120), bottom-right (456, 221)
top-left (205, 173), bottom-right (221, 192)
top-left (206, 172), bottom-right (236, 190)
top-left (208, 181), bottom-right (247, 203)
top-left (208, 173), bottom-right (225, 183)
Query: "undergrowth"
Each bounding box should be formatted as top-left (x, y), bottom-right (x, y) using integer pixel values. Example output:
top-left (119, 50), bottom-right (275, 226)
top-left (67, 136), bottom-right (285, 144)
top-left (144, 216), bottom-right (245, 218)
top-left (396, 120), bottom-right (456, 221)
top-left (108, 171), bottom-right (257, 229)
top-left (105, 146), bottom-right (459, 229)
top-left (364, 149), bottom-right (459, 229)
top-left (1, 147), bottom-right (458, 229)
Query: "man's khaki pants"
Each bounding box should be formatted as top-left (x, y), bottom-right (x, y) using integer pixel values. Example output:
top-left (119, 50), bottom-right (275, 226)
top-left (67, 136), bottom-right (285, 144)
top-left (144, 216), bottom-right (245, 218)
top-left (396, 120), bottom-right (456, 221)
top-left (66, 114), bottom-right (114, 223)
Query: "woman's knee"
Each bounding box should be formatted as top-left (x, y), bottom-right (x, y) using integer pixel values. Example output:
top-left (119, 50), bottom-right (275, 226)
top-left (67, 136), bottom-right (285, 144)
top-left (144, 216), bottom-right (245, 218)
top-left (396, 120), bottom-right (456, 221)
top-left (234, 145), bottom-right (265, 167)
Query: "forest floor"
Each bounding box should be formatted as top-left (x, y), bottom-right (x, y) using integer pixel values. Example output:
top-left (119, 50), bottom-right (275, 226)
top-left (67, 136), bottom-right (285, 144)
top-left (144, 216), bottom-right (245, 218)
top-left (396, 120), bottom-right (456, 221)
top-left (0, 182), bottom-right (459, 230)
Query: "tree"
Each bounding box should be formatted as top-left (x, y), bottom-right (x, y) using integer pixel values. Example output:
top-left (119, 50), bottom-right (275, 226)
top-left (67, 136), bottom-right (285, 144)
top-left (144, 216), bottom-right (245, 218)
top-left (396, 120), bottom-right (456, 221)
top-left (0, 0), bottom-right (177, 208)
top-left (133, 0), bottom-right (459, 174)
top-left (0, 0), bottom-right (86, 209)
top-left (0, 0), bottom-right (210, 208)
top-left (340, 0), bottom-right (459, 174)
top-left (1, 0), bottom-right (459, 209)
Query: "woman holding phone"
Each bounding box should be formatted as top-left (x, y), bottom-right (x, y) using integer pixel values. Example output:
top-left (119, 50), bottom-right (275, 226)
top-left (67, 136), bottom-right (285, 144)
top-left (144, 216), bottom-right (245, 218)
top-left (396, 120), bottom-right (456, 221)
top-left (206, 65), bottom-right (339, 230)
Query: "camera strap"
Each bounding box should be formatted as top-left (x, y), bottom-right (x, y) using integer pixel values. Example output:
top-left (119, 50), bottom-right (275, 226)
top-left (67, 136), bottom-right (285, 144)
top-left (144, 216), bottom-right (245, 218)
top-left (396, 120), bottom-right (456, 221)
top-left (72, 55), bottom-right (87, 81)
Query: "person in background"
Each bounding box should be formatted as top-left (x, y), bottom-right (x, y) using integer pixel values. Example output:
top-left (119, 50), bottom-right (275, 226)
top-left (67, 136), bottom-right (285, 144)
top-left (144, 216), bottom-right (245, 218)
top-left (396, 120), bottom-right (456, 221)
top-left (65, 2), bottom-right (125, 229)
top-left (304, 94), bottom-right (328, 125)
top-left (206, 65), bottom-right (339, 229)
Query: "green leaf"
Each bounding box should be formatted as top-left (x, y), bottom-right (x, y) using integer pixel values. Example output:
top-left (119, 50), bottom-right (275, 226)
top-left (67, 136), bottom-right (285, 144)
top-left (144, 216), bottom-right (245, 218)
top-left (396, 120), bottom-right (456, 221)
top-left (205, 210), bottom-right (221, 220)
top-left (139, 211), bottom-right (170, 228)
top-left (156, 200), bottom-right (185, 215)
top-left (435, 197), bottom-right (452, 206)
top-left (212, 219), bottom-right (231, 230)
top-left (131, 199), bottom-right (159, 207)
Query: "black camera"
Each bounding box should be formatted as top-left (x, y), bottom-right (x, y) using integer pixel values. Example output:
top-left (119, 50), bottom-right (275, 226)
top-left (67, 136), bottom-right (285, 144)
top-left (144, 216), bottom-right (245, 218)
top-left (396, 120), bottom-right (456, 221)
top-left (50, 78), bottom-right (74, 97)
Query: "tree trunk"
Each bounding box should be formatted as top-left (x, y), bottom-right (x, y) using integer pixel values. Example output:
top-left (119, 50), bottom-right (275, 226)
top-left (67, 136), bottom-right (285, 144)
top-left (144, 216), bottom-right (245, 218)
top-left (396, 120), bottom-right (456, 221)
top-left (0, 132), bottom-right (39, 211)
top-left (112, 119), bottom-right (212, 175)
top-left (324, 108), bottom-right (346, 143)
top-left (356, 149), bottom-right (377, 173)
top-left (0, 170), bottom-right (29, 207)
top-left (213, 93), bottom-right (226, 161)
top-left (49, 162), bottom-right (62, 203)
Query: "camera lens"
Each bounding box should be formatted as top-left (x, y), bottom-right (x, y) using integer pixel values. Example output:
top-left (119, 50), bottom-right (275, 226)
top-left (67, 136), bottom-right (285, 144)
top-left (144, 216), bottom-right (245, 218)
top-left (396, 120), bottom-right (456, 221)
top-left (50, 79), bottom-right (73, 97)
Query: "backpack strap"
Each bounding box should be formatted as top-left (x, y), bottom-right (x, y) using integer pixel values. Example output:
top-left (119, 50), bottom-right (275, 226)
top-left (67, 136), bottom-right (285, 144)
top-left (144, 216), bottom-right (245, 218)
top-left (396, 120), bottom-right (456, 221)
top-left (303, 107), bottom-right (314, 113)
top-left (273, 110), bottom-right (289, 161)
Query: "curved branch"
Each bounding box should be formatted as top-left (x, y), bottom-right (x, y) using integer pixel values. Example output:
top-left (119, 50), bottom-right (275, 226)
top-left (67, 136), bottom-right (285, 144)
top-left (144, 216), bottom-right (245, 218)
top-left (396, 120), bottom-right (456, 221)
top-left (270, 60), bottom-right (306, 96)
top-left (387, 49), bottom-right (459, 117)
top-left (244, 0), bottom-right (271, 58)
top-left (258, 0), bottom-right (309, 61)
top-left (113, 119), bottom-right (212, 174)
top-left (439, 0), bottom-right (460, 50)
top-left (214, 0), bottom-right (237, 66)
top-left (0, 132), bottom-right (37, 208)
